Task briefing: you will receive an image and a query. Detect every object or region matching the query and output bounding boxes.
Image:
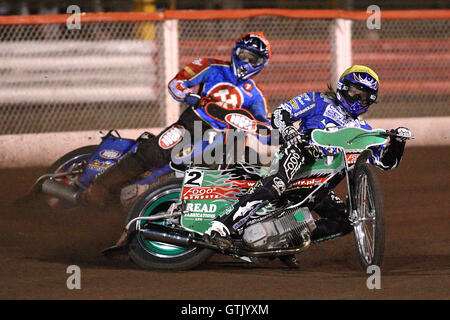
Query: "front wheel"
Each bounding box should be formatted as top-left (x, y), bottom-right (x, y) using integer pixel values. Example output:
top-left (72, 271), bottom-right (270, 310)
top-left (126, 178), bottom-right (214, 270)
top-left (351, 163), bottom-right (385, 271)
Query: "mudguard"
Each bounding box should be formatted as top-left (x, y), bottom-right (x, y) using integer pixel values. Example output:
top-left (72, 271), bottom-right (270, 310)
top-left (79, 134), bottom-right (139, 186)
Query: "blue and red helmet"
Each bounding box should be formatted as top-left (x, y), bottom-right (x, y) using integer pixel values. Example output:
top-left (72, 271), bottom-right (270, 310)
top-left (231, 32), bottom-right (271, 81)
top-left (336, 65), bottom-right (380, 117)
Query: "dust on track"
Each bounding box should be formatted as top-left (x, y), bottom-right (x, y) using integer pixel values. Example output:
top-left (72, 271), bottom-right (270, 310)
top-left (0, 146), bottom-right (448, 299)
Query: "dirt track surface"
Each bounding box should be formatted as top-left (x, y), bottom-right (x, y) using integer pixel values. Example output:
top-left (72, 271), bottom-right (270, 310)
top-left (0, 146), bottom-right (448, 300)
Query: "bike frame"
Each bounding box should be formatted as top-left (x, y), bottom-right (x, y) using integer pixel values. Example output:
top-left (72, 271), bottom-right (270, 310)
top-left (173, 128), bottom-right (391, 235)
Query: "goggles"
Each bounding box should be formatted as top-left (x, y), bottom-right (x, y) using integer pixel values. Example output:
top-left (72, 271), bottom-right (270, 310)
top-left (236, 47), bottom-right (266, 68)
top-left (346, 84), bottom-right (377, 107)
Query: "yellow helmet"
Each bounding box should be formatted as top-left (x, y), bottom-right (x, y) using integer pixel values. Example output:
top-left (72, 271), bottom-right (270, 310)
top-left (337, 65), bottom-right (380, 116)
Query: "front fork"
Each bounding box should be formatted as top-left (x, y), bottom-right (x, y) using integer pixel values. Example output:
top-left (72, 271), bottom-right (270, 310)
top-left (344, 149), bottom-right (374, 226)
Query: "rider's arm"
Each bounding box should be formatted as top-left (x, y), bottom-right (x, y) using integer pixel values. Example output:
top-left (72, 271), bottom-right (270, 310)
top-left (271, 106), bottom-right (293, 133)
top-left (272, 92), bottom-right (318, 130)
top-left (370, 139), bottom-right (406, 171)
top-left (246, 85), bottom-right (272, 145)
top-left (366, 124), bottom-right (408, 170)
top-left (271, 92), bottom-right (317, 145)
top-left (167, 58), bottom-right (212, 102)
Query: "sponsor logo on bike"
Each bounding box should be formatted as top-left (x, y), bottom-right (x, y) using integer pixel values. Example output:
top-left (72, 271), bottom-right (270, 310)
top-left (182, 186), bottom-right (243, 200)
top-left (185, 203), bottom-right (217, 213)
top-left (225, 113), bottom-right (257, 132)
top-left (99, 149), bottom-right (121, 160)
top-left (183, 212), bottom-right (216, 218)
top-left (158, 125), bottom-right (185, 149)
top-left (87, 160), bottom-right (113, 172)
top-left (291, 177), bottom-right (327, 187)
top-left (230, 180), bottom-right (257, 188)
top-left (346, 153), bottom-right (359, 164)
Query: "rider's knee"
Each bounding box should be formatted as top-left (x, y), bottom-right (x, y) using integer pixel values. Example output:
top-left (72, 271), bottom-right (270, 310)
top-left (261, 174), bottom-right (289, 198)
top-left (134, 137), bottom-right (170, 170)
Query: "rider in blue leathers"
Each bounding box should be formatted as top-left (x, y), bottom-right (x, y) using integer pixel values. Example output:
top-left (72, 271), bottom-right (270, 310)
top-left (204, 65), bottom-right (411, 266)
top-left (81, 32), bottom-right (272, 207)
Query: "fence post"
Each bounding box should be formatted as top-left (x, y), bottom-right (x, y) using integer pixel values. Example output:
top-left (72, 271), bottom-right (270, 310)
top-left (163, 19), bottom-right (179, 126)
top-left (331, 18), bottom-right (352, 87)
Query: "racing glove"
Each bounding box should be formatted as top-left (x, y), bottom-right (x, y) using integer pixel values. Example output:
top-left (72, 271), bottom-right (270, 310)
top-left (184, 93), bottom-right (213, 109)
top-left (184, 93), bottom-right (201, 107)
top-left (282, 126), bottom-right (303, 146)
top-left (392, 127), bottom-right (412, 142)
top-left (377, 127), bottom-right (410, 170)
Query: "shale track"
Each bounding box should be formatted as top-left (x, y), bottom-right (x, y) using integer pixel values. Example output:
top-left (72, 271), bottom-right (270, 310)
top-left (0, 147), bottom-right (448, 300)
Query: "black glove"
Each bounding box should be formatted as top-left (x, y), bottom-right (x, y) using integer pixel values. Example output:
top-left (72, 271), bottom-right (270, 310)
top-left (282, 126), bottom-right (303, 146)
top-left (380, 128), bottom-right (408, 169)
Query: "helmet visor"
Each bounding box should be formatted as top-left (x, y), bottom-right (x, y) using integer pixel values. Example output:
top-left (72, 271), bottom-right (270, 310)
top-left (236, 47), bottom-right (266, 67)
top-left (347, 85), bottom-right (372, 107)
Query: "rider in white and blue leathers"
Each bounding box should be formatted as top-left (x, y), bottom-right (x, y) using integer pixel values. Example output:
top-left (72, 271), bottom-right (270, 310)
top-left (272, 90), bottom-right (402, 170)
top-left (205, 65), bottom-right (411, 265)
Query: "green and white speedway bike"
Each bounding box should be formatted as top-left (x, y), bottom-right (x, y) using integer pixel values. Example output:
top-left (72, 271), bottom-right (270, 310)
top-left (103, 127), bottom-right (413, 271)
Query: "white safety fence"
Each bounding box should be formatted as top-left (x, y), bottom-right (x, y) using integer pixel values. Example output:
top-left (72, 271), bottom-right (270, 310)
top-left (0, 11), bottom-right (448, 167)
top-left (0, 41), bottom-right (158, 104)
top-left (0, 117), bottom-right (448, 168)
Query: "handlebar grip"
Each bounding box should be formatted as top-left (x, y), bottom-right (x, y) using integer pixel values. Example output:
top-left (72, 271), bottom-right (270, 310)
top-left (382, 130), bottom-right (415, 140)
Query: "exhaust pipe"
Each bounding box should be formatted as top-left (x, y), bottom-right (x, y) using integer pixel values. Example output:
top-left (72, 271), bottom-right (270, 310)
top-left (139, 224), bottom-right (217, 250)
top-left (41, 179), bottom-right (80, 205)
top-left (138, 223), bottom-right (311, 257)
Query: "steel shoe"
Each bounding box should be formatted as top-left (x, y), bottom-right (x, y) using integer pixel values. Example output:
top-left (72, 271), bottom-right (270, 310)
top-left (203, 221), bottom-right (233, 250)
top-left (279, 254), bottom-right (300, 269)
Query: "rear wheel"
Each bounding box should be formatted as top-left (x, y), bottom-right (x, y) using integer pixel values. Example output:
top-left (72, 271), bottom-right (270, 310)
top-left (351, 163), bottom-right (385, 271)
top-left (44, 145), bottom-right (98, 209)
top-left (127, 178), bottom-right (214, 270)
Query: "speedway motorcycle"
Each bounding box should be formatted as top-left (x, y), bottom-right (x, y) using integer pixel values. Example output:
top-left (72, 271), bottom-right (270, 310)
top-left (105, 127), bottom-right (413, 271)
top-left (21, 103), bottom-right (271, 210)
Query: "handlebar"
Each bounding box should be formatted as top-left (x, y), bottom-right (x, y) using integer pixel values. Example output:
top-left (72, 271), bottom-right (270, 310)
top-left (347, 129), bottom-right (414, 145)
top-left (380, 130), bottom-right (415, 140)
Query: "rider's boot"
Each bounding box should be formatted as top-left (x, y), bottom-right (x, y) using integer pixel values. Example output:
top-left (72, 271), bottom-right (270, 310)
top-left (203, 198), bottom-right (268, 250)
top-left (278, 254), bottom-right (300, 269)
top-left (79, 153), bottom-right (146, 208)
top-left (311, 218), bottom-right (343, 242)
top-left (203, 221), bottom-right (233, 250)
top-left (203, 178), bottom-right (279, 250)
top-left (204, 144), bottom-right (303, 250)
top-left (310, 216), bottom-right (352, 242)
top-left (311, 192), bottom-right (353, 242)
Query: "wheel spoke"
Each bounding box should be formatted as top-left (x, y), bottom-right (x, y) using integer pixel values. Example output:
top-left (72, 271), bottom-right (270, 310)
top-left (351, 165), bottom-right (384, 270)
top-left (362, 221), bottom-right (374, 260)
top-left (353, 170), bottom-right (379, 266)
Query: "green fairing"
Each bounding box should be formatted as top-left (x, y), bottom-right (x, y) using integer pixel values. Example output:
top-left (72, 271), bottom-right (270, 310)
top-left (181, 155), bottom-right (344, 233)
top-left (181, 129), bottom-right (387, 233)
top-left (181, 199), bottom-right (233, 233)
top-left (311, 128), bottom-right (387, 151)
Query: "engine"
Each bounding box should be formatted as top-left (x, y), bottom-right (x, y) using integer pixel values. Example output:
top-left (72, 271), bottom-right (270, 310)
top-left (242, 207), bottom-right (316, 250)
